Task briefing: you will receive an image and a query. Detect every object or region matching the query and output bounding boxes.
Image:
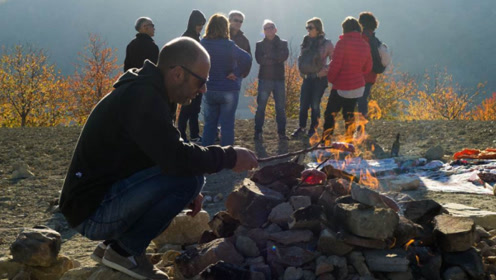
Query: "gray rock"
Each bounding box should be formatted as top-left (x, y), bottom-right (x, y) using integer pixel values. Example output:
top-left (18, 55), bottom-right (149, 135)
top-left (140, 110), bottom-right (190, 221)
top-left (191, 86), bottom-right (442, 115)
top-left (284, 266), bottom-right (303, 280)
top-left (334, 203), bottom-right (399, 240)
top-left (152, 210), bottom-right (210, 246)
top-left (268, 202), bottom-right (294, 227)
top-left (10, 227), bottom-right (61, 267)
top-left (290, 196), bottom-right (312, 210)
top-left (443, 203), bottom-right (496, 230)
top-left (269, 230), bottom-right (314, 245)
top-left (434, 215), bottom-right (475, 252)
top-left (226, 179), bottom-right (285, 227)
top-left (235, 236), bottom-right (260, 257)
top-left (317, 228), bottom-right (354, 256)
top-left (425, 145), bottom-right (444, 160)
top-left (363, 249), bottom-right (410, 272)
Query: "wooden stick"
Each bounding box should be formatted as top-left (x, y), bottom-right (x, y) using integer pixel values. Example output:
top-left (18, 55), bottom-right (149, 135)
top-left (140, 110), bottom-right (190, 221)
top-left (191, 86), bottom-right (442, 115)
top-left (257, 144), bottom-right (351, 163)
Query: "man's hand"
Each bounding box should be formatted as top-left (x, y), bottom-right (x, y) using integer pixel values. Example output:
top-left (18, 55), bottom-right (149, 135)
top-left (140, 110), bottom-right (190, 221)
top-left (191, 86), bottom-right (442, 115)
top-left (226, 73), bottom-right (237, 80)
top-left (232, 147), bottom-right (258, 172)
top-left (187, 193), bottom-right (203, 217)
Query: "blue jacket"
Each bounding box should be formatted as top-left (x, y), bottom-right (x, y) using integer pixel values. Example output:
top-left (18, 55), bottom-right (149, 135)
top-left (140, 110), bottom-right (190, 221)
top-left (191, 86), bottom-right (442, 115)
top-left (200, 38), bottom-right (252, 91)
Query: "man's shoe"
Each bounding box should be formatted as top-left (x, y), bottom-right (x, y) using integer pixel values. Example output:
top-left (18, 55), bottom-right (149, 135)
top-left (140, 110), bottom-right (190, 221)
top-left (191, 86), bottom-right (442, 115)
top-left (102, 247), bottom-right (169, 279)
top-left (278, 133), bottom-right (289, 140)
top-left (291, 127), bottom-right (305, 138)
top-left (90, 242), bottom-right (106, 263)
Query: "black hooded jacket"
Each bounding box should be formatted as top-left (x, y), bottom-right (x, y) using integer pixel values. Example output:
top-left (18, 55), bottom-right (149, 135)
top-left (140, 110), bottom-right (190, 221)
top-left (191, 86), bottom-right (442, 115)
top-left (124, 33), bottom-right (159, 71)
top-left (182, 10), bottom-right (206, 42)
top-left (59, 60), bottom-right (237, 227)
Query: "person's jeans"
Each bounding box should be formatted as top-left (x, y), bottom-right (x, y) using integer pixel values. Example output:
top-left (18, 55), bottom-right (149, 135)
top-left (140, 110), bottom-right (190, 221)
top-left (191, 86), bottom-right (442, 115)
top-left (357, 83), bottom-right (374, 119)
top-left (299, 76), bottom-right (328, 129)
top-left (178, 94), bottom-right (202, 141)
top-left (254, 79), bottom-right (287, 135)
top-left (74, 166), bottom-right (204, 256)
top-left (323, 89), bottom-right (358, 136)
top-left (202, 90), bottom-right (239, 146)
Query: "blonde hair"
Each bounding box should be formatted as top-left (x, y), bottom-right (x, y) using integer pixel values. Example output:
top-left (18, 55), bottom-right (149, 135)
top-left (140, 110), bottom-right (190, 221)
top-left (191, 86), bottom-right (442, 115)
top-left (205, 14), bottom-right (230, 39)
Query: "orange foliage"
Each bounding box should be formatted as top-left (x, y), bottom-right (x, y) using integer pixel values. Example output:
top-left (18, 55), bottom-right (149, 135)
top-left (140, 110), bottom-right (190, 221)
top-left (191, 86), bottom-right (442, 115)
top-left (70, 34), bottom-right (121, 125)
top-left (470, 92), bottom-right (496, 121)
top-left (0, 44), bottom-right (71, 127)
top-left (404, 67), bottom-right (484, 120)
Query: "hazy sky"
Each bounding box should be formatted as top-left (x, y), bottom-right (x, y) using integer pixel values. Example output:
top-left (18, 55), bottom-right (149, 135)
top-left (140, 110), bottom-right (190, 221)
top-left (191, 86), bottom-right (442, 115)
top-left (0, 0), bottom-right (495, 117)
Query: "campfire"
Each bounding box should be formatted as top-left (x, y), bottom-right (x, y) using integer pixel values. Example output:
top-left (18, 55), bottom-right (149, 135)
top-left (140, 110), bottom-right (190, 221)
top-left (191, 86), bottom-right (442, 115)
top-left (166, 122), bottom-right (496, 280)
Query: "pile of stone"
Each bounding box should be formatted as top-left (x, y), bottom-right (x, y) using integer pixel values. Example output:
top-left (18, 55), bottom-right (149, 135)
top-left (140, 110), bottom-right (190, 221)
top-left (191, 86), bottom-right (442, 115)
top-left (172, 162), bottom-right (496, 280)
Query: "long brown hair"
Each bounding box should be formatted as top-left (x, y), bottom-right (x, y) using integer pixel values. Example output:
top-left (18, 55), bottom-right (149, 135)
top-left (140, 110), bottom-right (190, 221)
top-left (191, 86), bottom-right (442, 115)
top-left (205, 14), bottom-right (230, 39)
top-left (306, 17), bottom-right (325, 36)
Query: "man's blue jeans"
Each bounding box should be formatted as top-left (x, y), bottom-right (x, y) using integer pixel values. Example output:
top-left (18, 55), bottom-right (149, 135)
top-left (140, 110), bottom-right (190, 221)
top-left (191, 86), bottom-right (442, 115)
top-left (74, 166), bottom-right (204, 256)
top-left (254, 79), bottom-right (287, 135)
top-left (299, 76), bottom-right (328, 129)
top-left (202, 90), bottom-right (239, 146)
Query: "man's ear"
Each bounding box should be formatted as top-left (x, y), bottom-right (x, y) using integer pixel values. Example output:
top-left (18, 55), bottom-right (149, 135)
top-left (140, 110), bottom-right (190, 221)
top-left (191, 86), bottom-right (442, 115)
top-left (170, 66), bottom-right (184, 83)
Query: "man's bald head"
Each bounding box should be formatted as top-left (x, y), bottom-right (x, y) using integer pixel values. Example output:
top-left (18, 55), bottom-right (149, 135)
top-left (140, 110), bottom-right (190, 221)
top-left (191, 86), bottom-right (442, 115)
top-left (157, 37), bottom-right (210, 72)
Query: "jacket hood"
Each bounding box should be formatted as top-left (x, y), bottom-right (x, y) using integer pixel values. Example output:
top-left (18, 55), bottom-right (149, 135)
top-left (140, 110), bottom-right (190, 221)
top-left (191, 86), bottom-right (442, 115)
top-left (114, 60), bottom-right (164, 91)
top-left (186, 10), bottom-right (206, 31)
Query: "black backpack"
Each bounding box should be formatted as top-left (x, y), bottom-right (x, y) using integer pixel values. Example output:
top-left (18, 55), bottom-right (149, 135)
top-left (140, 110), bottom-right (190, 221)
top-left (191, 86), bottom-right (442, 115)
top-left (298, 37), bottom-right (324, 74)
top-left (367, 33), bottom-right (387, 74)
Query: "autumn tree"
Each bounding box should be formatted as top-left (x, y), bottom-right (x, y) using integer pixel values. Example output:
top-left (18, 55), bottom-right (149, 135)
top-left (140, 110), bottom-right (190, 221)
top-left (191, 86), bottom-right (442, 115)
top-left (70, 33), bottom-right (121, 125)
top-left (370, 65), bottom-right (417, 120)
top-left (470, 92), bottom-right (496, 121)
top-left (0, 44), bottom-right (70, 127)
top-left (404, 67), bottom-right (484, 120)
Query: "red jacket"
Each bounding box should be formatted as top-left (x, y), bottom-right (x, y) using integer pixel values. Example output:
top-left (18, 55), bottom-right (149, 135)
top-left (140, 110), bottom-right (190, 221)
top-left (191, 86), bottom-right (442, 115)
top-left (327, 32), bottom-right (372, 90)
top-left (362, 30), bottom-right (378, 84)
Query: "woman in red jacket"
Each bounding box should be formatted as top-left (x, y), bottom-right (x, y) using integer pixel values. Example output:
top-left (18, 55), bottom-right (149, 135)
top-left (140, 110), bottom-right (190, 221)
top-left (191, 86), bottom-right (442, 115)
top-left (323, 17), bottom-right (372, 140)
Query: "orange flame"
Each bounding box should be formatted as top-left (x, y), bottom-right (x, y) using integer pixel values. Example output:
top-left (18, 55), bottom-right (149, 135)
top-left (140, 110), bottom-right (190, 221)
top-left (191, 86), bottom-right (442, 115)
top-left (368, 100), bottom-right (382, 120)
top-left (416, 255), bottom-right (421, 266)
top-left (404, 239), bottom-right (415, 250)
top-left (359, 169), bottom-right (380, 190)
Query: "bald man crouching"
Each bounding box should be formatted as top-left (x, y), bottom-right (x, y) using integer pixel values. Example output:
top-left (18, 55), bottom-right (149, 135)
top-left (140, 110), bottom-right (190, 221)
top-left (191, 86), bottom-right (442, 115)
top-left (59, 37), bottom-right (258, 280)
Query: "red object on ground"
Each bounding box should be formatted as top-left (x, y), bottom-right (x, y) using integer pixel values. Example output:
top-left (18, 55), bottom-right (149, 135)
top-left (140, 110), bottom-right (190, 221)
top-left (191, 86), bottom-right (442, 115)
top-left (301, 169), bottom-right (327, 185)
top-left (453, 148), bottom-right (496, 160)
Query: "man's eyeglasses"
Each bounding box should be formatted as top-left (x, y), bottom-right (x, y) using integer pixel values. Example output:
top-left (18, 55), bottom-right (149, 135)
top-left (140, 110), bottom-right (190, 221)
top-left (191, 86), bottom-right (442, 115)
top-left (144, 23), bottom-right (155, 28)
top-left (232, 19), bottom-right (243, 24)
top-left (170, 65), bottom-right (208, 87)
top-left (306, 26), bottom-right (315, 31)
top-left (264, 26), bottom-right (275, 31)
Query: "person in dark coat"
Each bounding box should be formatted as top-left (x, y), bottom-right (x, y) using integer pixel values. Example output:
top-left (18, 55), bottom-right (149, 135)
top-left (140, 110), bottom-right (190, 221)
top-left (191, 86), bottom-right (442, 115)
top-left (123, 17), bottom-right (159, 72)
top-left (254, 20), bottom-right (289, 141)
top-left (228, 10), bottom-right (252, 78)
top-left (59, 37), bottom-right (258, 280)
top-left (178, 10), bottom-right (207, 143)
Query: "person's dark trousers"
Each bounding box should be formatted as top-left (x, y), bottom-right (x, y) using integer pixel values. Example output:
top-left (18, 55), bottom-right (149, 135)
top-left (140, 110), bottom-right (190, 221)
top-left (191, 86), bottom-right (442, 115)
top-left (299, 76), bottom-right (328, 130)
top-left (74, 166), bottom-right (204, 256)
top-left (178, 94), bottom-right (203, 141)
top-left (323, 89), bottom-right (358, 137)
top-left (357, 83), bottom-right (374, 119)
top-left (254, 79), bottom-right (287, 135)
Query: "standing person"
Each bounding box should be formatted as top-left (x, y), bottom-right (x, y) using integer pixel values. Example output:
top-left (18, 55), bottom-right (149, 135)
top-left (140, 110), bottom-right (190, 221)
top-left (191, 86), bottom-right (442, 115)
top-left (292, 17), bottom-right (334, 138)
top-left (228, 10), bottom-right (252, 78)
top-left (124, 17), bottom-right (159, 71)
top-left (323, 17), bottom-right (372, 141)
top-left (254, 20), bottom-right (289, 141)
top-left (178, 10), bottom-right (207, 143)
top-left (59, 37), bottom-right (259, 280)
top-left (201, 14), bottom-right (252, 146)
top-left (357, 11), bottom-right (381, 120)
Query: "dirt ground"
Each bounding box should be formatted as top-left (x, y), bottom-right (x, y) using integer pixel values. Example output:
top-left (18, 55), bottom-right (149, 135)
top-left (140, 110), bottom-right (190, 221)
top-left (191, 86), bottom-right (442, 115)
top-left (0, 119), bottom-right (495, 268)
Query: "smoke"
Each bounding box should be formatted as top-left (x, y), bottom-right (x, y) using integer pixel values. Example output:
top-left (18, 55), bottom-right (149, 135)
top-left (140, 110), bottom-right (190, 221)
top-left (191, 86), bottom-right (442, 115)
top-left (0, 0), bottom-right (9, 4)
